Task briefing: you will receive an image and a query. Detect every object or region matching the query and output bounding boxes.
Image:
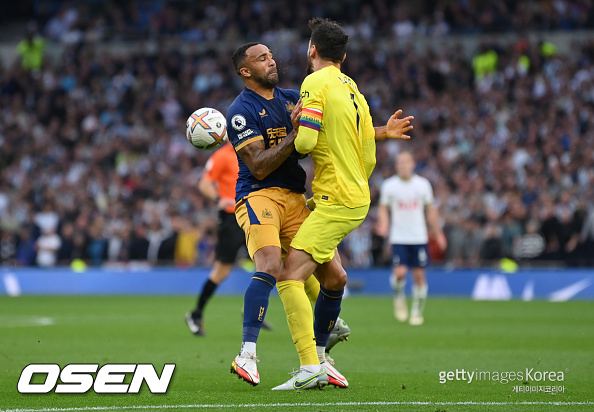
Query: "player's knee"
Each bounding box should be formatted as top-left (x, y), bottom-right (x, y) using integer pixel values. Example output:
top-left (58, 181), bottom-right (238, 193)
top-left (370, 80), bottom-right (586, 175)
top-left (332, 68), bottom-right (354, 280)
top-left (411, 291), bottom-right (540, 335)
top-left (394, 266), bottom-right (408, 279)
top-left (254, 259), bottom-right (281, 278)
top-left (253, 246), bottom-right (282, 278)
top-left (322, 267), bottom-right (347, 290)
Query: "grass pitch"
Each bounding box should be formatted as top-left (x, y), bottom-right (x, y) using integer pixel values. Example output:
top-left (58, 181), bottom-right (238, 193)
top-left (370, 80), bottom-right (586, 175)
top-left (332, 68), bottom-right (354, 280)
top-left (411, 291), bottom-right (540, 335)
top-left (0, 295), bottom-right (592, 411)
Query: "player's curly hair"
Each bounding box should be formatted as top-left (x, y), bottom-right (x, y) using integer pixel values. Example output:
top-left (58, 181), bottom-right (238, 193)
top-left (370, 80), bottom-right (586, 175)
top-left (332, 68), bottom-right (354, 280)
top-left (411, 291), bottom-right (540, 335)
top-left (308, 18), bottom-right (348, 64)
top-left (232, 42), bottom-right (261, 75)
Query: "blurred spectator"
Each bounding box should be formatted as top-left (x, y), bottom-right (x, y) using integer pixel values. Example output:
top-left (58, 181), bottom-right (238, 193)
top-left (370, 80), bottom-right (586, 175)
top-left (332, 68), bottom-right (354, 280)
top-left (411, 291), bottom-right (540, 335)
top-left (576, 204), bottom-right (594, 266)
top-left (15, 226), bottom-right (37, 266)
top-left (0, 230), bottom-right (18, 265)
top-left (86, 220), bottom-right (107, 266)
top-left (35, 226), bottom-right (61, 267)
top-left (128, 225), bottom-right (149, 262)
top-left (479, 223), bottom-right (505, 262)
top-left (196, 228), bottom-right (215, 267)
top-left (44, 5), bottom-right (78, 42)
top-left (16, 23), bottom-right (45, 71)
top-left (57, 222), bottom-right (75, 265)
top-left (500, 212), bottom-right (523, 257)
top-left (538, 199), bottom-right (563, 260)
top-left (34, 202), bottom-right (59, 234)
top-left (105, 220), bottom-right (131, 263)
top-left (71, 230), bottom-right (89, 263)
top-left (173, 216), bottom-right (200, 267)
top-left (342, 221), bottom-right (374, 268)
top-left (513, 219), bottom-right (546, 260)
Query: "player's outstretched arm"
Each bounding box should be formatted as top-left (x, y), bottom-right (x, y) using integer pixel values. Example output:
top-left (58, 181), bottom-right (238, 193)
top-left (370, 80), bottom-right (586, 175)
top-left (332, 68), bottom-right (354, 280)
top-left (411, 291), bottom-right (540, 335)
top-left (237, 100), bottom-right (303, 180)
top-left (374, 109), bottom-right (414, 142)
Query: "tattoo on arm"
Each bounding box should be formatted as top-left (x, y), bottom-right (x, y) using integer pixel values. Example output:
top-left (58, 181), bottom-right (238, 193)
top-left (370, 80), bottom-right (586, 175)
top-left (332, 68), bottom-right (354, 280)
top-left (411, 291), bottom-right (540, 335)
top-left (237, 131), bottom-right (297, 180)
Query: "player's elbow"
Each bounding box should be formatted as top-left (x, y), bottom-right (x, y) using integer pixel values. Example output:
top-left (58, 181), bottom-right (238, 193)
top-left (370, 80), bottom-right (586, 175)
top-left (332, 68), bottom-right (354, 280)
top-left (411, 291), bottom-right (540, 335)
top-left (198, 177), bottom-right (213, 197)
top-left (251, 169), bottom-right (270, 181)
top-left (249, 163), bottom-right (274, 180)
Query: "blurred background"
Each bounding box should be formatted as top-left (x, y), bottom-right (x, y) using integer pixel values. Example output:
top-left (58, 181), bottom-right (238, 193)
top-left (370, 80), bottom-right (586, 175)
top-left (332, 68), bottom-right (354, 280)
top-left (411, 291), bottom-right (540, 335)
top-left (1, 0), bottom-right (593, 274)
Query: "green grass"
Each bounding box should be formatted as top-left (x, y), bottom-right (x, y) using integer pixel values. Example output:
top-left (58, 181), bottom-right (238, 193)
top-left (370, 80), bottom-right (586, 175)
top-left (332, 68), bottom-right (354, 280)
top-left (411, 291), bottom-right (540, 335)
top-left (0, 295), bottom-right (593, 411)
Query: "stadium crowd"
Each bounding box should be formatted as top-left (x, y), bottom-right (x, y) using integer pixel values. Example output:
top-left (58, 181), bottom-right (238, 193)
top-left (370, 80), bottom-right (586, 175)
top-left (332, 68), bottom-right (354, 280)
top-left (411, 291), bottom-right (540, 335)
top-left (1, 0), bottom-right (594, 269)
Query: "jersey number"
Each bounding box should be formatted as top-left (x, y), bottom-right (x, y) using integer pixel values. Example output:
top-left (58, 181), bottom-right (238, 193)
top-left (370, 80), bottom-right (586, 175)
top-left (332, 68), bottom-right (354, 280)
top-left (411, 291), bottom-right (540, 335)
top-left (350, 93), bottom-right (360, 135)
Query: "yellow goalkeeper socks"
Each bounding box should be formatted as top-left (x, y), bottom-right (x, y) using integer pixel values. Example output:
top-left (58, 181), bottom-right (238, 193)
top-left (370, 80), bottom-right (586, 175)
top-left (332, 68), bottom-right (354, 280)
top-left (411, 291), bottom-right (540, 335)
top-left (304, 274), bottom-right (321, 305)
top-left (277, 280), bottom-right (319, 367)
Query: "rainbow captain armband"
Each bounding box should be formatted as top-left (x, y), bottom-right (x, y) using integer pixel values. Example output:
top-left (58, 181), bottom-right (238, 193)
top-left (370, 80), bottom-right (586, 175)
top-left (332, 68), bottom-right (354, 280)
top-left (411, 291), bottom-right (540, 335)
top-left (300, 108), bottom-right (322, 132)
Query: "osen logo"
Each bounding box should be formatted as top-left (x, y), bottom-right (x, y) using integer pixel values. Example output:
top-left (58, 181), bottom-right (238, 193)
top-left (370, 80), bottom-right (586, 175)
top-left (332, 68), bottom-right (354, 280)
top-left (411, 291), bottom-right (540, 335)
top-left (17, 363), bottom-right (175, 394)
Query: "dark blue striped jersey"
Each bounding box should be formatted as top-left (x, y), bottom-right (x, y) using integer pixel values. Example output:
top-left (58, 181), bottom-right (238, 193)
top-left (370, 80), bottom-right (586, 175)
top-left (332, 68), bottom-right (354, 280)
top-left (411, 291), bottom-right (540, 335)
top-left (226, 87), bottom-right (306, 201)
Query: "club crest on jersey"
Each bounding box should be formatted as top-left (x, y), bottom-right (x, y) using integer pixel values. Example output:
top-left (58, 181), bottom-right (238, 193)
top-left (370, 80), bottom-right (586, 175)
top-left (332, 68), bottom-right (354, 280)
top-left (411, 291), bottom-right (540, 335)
top-left (261, 208), bottom-right (273, 219)
top-left (285, 101), bottom-right (295, 113)
top-left (231, 114), bottom-right (246, 131)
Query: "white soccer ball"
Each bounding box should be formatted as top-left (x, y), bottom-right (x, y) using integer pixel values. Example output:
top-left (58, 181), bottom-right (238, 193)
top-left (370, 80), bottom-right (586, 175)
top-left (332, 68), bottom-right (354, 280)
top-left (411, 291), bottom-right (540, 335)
top-left (186, 107), bottom-right (228, 150)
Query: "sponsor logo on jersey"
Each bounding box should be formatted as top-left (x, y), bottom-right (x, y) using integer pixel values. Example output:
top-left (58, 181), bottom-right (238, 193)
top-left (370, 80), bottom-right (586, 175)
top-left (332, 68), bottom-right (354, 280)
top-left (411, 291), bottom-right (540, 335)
top-left (398, 200), bottom-right (419, 210)
top-left (266, 127), bottom-right (287, 147)
top-left (237, 129), bottom-right (254, 139)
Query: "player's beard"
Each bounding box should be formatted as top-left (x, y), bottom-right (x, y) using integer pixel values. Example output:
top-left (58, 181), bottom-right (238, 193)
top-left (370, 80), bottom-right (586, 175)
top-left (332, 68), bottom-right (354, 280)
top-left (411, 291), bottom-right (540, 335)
top-left (254, 69), bottom-right (279, 89)
top-left (306, 57), bottom-right (314, 75)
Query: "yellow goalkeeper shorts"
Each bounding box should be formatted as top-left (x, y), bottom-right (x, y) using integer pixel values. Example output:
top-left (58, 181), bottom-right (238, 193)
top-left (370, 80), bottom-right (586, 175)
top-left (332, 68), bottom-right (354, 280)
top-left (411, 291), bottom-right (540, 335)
top-left (291, 203), bottom-right (369, 264)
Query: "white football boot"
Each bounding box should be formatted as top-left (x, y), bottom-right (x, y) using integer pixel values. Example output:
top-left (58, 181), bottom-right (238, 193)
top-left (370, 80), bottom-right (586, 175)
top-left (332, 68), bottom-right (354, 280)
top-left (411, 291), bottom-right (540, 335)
top-left (321, 355), bottom-right (348, 388)
top-left (230, 353), bottom-right (260, 386)
top-left (272, 368), bottom-right (328, 390)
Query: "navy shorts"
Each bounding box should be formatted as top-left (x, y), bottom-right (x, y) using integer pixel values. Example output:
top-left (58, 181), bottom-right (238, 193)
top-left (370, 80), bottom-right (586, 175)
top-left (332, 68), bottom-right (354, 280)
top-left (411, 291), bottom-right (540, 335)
top-left (391, 244), bottom-right (429, 268)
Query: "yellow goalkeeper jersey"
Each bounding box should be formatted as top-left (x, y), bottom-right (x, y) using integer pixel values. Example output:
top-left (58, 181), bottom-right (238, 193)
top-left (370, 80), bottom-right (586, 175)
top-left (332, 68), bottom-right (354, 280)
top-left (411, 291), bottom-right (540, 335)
top-left (296, 65), bottom-right (376, 208)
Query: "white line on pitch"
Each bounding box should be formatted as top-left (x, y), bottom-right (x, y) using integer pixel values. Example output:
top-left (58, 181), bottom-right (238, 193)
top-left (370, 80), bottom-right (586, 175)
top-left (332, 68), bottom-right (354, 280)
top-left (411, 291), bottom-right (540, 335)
top-left (2, 401), bottom-right (594, 412)
top-left (0, 316), bottom-right (54, 328)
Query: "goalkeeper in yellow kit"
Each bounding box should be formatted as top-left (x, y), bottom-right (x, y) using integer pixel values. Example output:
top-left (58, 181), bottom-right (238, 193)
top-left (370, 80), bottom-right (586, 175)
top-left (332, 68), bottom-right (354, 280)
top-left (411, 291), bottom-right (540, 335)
top-left (272, 18), bottom-right (414, 390)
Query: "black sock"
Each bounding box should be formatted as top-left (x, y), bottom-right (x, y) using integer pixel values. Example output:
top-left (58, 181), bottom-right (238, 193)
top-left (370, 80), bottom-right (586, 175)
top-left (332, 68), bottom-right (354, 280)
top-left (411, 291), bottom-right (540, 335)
top-left (193, 279), bottom-right (218, 318)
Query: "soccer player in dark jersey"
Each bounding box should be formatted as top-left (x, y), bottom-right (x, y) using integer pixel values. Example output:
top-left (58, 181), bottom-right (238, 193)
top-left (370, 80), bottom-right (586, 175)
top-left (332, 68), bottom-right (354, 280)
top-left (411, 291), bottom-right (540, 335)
top-left (185, 142), bottom-right (272, 336)
top-left (227, 42), bottom-right (413, 389)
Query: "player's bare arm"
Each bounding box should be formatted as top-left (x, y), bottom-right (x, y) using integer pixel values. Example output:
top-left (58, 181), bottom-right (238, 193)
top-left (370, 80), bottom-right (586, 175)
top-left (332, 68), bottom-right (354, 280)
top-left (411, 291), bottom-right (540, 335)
top-left (198, 175), bottom-right (235, 210)
top-left (374, 109), bottom-right (414, 142)
top-left (198, 175), bottom-right (218, 202)
top-left (237, 100), bottom-right (303, 180)
top-left (376, 204), bottom-right (390, 238)
top-left (425, 203), bottom-right (447, 251)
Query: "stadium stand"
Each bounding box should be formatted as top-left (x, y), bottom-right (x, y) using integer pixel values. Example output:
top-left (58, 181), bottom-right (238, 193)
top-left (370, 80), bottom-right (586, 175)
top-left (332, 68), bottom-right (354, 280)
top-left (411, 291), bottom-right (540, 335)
top-left (0, 0), bottom-right (593, 269)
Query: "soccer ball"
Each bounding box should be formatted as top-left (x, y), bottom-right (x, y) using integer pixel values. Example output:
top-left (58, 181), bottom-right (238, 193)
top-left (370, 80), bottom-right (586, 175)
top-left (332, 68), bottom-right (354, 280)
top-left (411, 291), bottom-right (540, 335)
top-left (186, 107), bottom-right (228, 150)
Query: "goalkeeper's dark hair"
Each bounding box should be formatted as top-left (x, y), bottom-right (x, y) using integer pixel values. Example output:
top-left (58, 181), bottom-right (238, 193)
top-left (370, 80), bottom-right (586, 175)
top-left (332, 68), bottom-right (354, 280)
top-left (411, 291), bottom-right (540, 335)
top-left (232, 42), bottom-right (261, 75)
top-left (308, 18), bottom-right (348, 64)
